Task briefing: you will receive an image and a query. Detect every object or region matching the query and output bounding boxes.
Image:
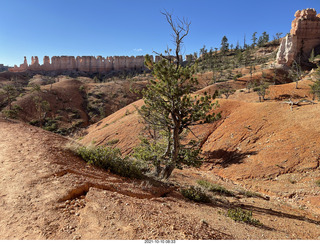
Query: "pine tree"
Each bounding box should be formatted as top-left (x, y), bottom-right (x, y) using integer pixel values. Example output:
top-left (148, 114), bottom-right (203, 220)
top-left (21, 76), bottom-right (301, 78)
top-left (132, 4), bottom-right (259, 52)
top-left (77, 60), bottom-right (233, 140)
top-left (257, 32), bottom-right (269, 47)
top-left (135, 11), bottom-right (220, 179)
top-left (220, 36), bottom-right (229, 54)
top-left (251, 32), bottom-right (257, 48)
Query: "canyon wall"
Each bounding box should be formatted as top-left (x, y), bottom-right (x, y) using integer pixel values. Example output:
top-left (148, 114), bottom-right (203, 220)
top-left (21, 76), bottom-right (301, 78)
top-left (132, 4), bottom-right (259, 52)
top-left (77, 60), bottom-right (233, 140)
top-left (276, 8), bottom-right (320, 66)
top-left (9, 55), bottom-right (149, 73)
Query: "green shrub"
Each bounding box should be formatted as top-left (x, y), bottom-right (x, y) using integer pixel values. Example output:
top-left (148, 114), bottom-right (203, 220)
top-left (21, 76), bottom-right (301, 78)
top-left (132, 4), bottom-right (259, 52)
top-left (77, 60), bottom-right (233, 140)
top-left (2, 104), bottom-right (22, 119)
top-left (106, 139), bottom-right (120, 145)
top-left (43, 119), bottom-right (58, 132)
top-left (197, 180), bottom-right (235, 196)
top-left (76, 146), bottom-right (144, 179)
top-left (180, 186), bottom-right (211, 203)
top-left (233, 73), bottom-right (242, 81)
top-left (29, 119), bottom-right (39, 126)
top-left (226, 208), bottom-right (262, 226)
top-left (315, 179), bottom-right (320, 187)
top-left (239, 190), bottom-right (263, 198)
top-left (54, 115), bottom-right (63, 121)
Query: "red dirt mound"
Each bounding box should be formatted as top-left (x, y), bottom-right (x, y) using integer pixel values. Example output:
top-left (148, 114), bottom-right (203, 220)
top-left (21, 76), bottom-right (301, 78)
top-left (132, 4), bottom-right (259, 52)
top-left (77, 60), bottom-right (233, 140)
top-left (13, 78), bottom-right (89, 127)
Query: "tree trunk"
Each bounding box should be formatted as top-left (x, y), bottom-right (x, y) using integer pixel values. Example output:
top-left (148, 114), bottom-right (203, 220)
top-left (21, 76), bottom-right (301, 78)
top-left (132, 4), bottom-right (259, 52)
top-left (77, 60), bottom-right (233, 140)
top-left (161, 164), bottom-right (175, 179)
top-left (172, 125), bottom-right (180, 164)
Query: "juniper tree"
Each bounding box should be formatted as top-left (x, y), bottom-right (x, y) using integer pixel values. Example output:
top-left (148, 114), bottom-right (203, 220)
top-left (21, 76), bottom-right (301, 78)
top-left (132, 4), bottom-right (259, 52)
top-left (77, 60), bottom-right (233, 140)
top-left (135, 11), bottom-right (220, 179)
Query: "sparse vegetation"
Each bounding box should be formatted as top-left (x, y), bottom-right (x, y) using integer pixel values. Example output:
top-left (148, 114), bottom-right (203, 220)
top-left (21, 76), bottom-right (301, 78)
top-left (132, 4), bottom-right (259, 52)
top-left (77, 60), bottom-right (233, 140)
top-left (289, 60), bottom-right (302, 89)
top-left (0, 85), bottom-right (19, 110)
top-left (2, 104), bottom-right (21, 119)
top-left (180, 186), bottom-right (211, 203)
top-left (310, 67), bottom-right (320, 100)
top-left (106, 138), bottom-right (120, 145)
top-left (315, 179), bottom-right (320, 187)
top-left (76, 146), bottom-right (145, 179)
top-left (253, 81), bottom-right (270, 102)
top-left (239, 190), bottom-right (263, 198)
top-left (197, 179), bottom-right (235, 196)
top-left (226, 208), bottom-right (262, 226)
top-left (217, 86), bottom-right (236, 99)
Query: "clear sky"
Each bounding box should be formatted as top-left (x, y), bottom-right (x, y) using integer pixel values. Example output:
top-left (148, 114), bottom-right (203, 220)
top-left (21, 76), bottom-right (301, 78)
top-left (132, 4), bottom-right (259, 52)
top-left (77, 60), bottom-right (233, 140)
top-left (0, 0), bottom-right (319, 66)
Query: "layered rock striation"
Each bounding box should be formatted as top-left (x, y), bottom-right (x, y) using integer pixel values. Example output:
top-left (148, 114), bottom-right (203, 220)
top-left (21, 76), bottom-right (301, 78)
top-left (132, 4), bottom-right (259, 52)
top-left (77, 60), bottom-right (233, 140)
top-left (276, 8), bottom-right (320, 66)
top-left (9, 55), bottom-right (149, 73)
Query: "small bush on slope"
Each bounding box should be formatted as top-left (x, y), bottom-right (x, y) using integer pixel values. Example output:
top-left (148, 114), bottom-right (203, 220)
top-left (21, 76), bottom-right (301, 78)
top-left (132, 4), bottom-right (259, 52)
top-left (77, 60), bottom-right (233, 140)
top-left (180, 186), bottom-right (211, 203)
top-left (226, 208), bottom-right (262, 226)
top-left (76, 146), bottom-right (145, 179)
top-left (197, 179), bottom-right (235, 196)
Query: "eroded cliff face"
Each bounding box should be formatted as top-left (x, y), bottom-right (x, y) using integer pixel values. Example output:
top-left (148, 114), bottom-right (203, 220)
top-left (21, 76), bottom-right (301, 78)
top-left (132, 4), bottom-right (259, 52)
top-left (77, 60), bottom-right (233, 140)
top-left (9, 55), bottom-right (148, 73)
top-left (276, 8), bottom-right (320, 66)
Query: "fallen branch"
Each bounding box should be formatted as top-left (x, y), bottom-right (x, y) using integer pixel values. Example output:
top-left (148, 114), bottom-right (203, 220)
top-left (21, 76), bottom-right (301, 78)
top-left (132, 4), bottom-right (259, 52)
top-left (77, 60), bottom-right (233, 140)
top-left (281, 99), bottom-right (317, 111)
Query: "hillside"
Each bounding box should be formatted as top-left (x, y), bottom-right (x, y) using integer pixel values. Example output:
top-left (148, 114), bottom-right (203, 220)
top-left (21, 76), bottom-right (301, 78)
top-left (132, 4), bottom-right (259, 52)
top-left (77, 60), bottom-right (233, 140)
top-left (0, 74), bottom-right (148, 135)
top-left (80, 73), bottom-right (320, 218)
top-left (1, 118), bottom-right (320, 239)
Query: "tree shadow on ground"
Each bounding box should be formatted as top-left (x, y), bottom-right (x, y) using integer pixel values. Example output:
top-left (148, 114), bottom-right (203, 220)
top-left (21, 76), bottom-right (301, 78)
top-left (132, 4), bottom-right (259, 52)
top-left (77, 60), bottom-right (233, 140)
top-left (208, 197), bottom-right (320, 232)
top-left (204, 149), bottom-right (258, 168)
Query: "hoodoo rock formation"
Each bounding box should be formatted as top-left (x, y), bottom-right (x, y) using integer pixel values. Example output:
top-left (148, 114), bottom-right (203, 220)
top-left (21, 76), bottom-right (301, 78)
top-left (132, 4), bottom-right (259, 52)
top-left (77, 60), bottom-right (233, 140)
top-left (276, 8), bottom-right (320, 67)
top-left (9, 55), bottom-right (149, 73)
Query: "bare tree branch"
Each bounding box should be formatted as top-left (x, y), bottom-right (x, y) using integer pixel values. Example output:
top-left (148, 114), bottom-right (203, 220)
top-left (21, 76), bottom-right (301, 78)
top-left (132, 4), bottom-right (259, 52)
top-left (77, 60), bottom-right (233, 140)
top-left (161, 10), bottom-right (191, 67)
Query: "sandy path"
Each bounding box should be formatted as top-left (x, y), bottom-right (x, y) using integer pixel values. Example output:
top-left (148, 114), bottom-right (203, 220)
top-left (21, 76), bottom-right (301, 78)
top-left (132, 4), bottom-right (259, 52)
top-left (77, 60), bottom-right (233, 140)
top-left (0, 119), bottom-right (67, 238)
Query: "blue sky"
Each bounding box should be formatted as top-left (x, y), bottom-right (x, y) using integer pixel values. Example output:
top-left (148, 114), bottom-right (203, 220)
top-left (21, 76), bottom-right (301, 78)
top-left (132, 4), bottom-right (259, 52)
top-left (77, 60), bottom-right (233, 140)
top-left (0, 0), bottom-right (319, 66)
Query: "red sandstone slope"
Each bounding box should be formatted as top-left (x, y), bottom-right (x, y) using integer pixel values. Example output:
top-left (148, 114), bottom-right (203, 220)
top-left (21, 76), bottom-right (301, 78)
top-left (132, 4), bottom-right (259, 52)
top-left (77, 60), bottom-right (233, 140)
top-left (80, 99), bottom-right (145, 154)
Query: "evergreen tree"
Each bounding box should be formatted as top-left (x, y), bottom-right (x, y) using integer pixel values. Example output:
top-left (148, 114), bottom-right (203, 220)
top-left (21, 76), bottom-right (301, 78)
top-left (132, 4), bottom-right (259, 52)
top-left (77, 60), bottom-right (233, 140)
top-left (251, 32), bottom-right (257, 48)
top-left (243, 34), bottom-right (248, 50)
top-left (200, 45), bottom-right (207, 57)
top-left (273, 32), bottom-right (283, 44)
top-left (220, 36), bottom-right (229, 54)
top-left (235, 40), bottom-right (240, 50)
top-left (135, 11), bottom-right (220, 179)
top-left (257, 32), bottom-right (269, 47)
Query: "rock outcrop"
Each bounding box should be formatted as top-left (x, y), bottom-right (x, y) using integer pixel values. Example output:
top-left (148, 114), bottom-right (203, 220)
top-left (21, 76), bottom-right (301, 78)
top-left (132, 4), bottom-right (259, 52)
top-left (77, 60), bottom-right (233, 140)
top-left (9, 55), bottom-right (150, 73)
top-left (276, 8), bottom-right (320, 66)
